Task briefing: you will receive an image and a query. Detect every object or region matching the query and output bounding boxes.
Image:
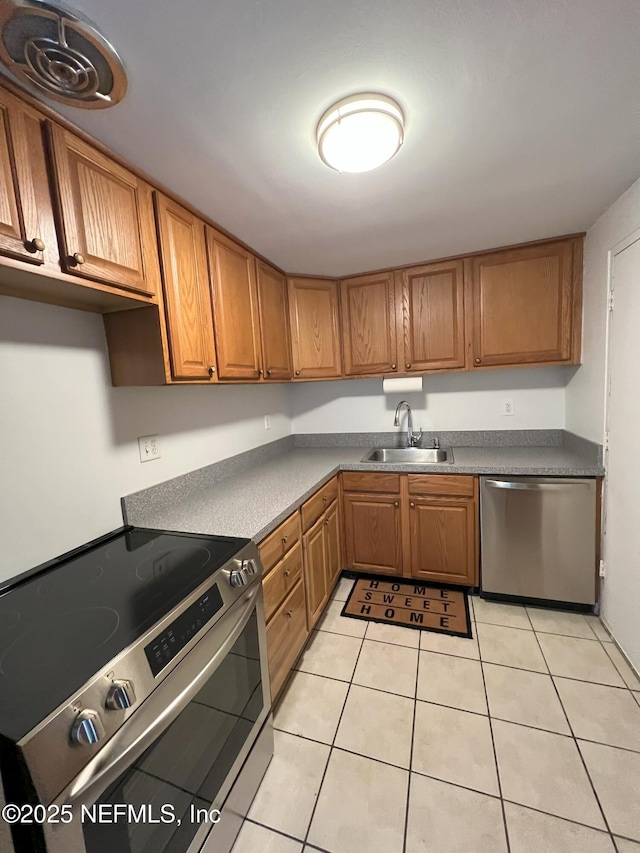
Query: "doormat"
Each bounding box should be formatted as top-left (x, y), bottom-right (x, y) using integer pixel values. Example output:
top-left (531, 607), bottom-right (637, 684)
top-left (341, 576), bottom-right (472, 638)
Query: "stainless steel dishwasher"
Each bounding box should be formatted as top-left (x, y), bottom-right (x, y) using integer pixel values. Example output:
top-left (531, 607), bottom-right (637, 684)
top-left (480, 477), bottom-right (597, 606)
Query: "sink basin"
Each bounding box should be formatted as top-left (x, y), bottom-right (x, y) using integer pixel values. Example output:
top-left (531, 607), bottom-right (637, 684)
top-left (361, 447), bottom-right (453, 464)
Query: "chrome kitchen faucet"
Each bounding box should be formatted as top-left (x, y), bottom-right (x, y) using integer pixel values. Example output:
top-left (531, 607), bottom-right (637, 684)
top-left (393, 400), bottom-right (423, 447)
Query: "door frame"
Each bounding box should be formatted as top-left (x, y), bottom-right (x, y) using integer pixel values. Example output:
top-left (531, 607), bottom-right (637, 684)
top-left (601, 226), bottom-right (640, 565)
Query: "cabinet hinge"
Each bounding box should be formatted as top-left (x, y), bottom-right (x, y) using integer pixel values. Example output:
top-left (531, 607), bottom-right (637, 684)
top-left (608, 292), bottom-right (615, 312)
top-left (603, 431), bottom-right (610, 453)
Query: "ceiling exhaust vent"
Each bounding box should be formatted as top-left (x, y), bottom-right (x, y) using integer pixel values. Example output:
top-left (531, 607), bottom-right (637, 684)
top-left (0, 0), bottom-right (126, 108)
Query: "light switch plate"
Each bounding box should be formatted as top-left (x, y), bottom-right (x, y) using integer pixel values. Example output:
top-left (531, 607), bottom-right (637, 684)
top-left (138, 435), bottom-right (161, 462)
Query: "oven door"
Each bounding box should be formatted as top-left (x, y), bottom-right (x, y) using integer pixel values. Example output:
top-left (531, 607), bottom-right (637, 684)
top-left (37, 582), bottom-right (271, 853)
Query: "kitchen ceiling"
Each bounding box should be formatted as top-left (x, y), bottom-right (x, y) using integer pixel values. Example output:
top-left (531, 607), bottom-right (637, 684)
top-left (8, 0), bottom-right (640, 276)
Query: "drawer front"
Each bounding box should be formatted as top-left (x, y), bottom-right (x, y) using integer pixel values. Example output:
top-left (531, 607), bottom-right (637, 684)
top-left (408, 474), bottom-right (475, 497)
top-left (262, 542), bottom-right (303, 622)
top-left (266, 578), bottom-right (308, 699)
top-left (301, 476), bottom-right (339, 531)
top-left (259, 511), bottom-right (301, 574)
top-left (342, 472), bottom-right (401, 493)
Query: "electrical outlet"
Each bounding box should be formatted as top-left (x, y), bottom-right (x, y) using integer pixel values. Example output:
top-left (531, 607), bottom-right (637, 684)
top-left (138, 435), bottom-right (161, 462)
top-left (503, 399), bottom-right (515, 417)
top-left (264, 414), bottom-right (272, 430)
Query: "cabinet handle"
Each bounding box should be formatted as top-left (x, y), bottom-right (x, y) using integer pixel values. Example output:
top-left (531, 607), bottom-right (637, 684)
top-left (391, 363), bottom-right (397, 370)
top-left (71, 252), bottom-right (85, 266)
top-left (394, 501), bottom-right (399, 507)
top-left (295, 370), bottom-right (301, 376)
top-left (286, 610), bottom-right (293, 619)
top-left (405, 363), bottom-right (411, 370)
top-left (208, 365), bottom-right (215, 377)
top-left (474, 358), bottom-right (481, 364)
top-left (26, 237), bottom-right (45, 253)
top-left (282, 536), bottom-right (288, 544)
top-left (324, 519), bottom-right (329, 526)
top-left (266, 369), bottom-right (272, 377)
top-left (323, 496), bottom-right (328, 502)
top-left (410, 502), bottom-right (415, 508)
top-left (284, 569), bottom-right (291, 577)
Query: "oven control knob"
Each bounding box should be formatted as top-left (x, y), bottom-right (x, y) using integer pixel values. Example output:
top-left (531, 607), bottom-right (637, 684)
top-left (70, 709), bottom-right (105, 746)
top-left (105, 679), bottom-right (136, 711)
top-left (229, 568), bottom-right (247, 588)
top-left (243, 559), bottom-right (258, 576)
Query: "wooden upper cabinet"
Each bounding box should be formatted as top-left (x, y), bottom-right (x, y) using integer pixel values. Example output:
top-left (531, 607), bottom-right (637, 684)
top-left (341, 271), bottom-right (400, 375)
top-left (256, 261), bottom-right (292, 380)
top-left (471, 239), bottom-right (578, 367)
top-left (288, 277), bottom-right (342, 378)
top-left (48, 125), bottom-right (160, 296)
top-left (207, 227), bottom-right (262, 380)
top-left (154, 194), bottom-right (217, 381)
top-left (400, 260), bottom-right (466, 371)
top-left (0, 89), bottom-right (53, 266)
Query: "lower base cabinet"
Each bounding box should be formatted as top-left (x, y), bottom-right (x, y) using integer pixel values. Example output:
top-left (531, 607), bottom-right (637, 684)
top-left (343, 472), bottom-right (479, 586)
top-left (265, 578), bottom-right (307, 699)
top-left (303, 497), bottom-right (342, 629)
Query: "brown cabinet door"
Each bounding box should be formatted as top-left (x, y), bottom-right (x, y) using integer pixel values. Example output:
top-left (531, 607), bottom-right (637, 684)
top-left (266, 578), bottom-right (308, 700)
top-left (343, 491), bottom-right (403, 576)
top-left (256, 260), bottom-right (292, 380)
top-left (324, 500), bottom-right (342, 591)
top-left (207, 227), bottom-right (261, 379)
top-left (341, 271), bottom-right (400, 375)
top-left (401, 261), bottom-right (465, 371)
top-left (155, 194), bottom-right (217, 380)
top-left (471, 240), bottom-right (575, 366)
top-left (409, 497), bottom-right (476, 584)
top-left (48, 124), bottom-right (159, 295)
top-left (0, 90), bottom-right (54, 266)
top-left (288, 277), bottom-right (342, 378)
top-left (303, 514), bottom-right (329, 628)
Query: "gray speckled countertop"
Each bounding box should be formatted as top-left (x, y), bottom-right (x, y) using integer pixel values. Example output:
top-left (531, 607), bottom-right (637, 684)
top-left (124, 441), bottom-right (603, 544)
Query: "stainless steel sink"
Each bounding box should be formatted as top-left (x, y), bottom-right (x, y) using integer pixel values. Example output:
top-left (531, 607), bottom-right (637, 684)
top-left (361, 447), bottom-right (453, 464)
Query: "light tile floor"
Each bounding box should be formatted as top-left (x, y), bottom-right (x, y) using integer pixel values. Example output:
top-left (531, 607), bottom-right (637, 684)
top-left (232, 580), bottom-right (640, 853)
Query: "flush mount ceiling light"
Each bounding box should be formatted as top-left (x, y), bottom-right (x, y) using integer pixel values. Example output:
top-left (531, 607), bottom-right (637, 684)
top-left (317, 93), bottom-right (404, 173)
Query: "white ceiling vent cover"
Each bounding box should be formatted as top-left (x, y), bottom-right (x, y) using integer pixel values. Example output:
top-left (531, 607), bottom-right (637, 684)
top-left (0, 0), bottom-right (126, 108)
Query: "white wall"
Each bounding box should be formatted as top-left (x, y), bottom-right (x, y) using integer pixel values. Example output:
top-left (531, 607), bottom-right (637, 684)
top-left (0, 296), bottom-right (292, 582)
top-left (565, 175), bottom-right (640, 441)
top-left (291, 368), bottom-right (572, 434)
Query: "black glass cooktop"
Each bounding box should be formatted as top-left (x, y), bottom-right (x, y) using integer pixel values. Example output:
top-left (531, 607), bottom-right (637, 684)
top-left (0, 527), bottom-right (248, 742)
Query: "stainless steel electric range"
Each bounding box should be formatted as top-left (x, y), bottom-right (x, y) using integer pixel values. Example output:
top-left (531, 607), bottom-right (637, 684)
top-left (0, 526), bottom-right (273, 853)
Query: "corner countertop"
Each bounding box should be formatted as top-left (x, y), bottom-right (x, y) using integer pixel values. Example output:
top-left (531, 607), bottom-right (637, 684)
top-left (125, 443), bottom-right (604, 544)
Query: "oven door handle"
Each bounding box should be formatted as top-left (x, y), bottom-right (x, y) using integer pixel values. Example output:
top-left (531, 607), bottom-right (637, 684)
top-left (61, 582), bottom-right (262, 808)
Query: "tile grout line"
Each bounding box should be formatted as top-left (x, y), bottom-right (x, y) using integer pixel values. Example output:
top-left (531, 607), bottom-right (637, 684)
top-left (477, 607), bottom-right (514, 853)
top-left (402, 638), bottom-right (420, 853)
top-left (528, 615), bottom-right (619, 849)
top-left (299, 627), bottom-right (367, 850)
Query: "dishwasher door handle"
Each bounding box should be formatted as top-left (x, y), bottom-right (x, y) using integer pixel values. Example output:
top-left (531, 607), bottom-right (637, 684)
top-left (484, 479), bottom-right (591, 490)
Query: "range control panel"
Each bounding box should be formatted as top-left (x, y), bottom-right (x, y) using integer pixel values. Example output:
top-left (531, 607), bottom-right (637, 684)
top-left (144, 583), bottom-right (224, 676)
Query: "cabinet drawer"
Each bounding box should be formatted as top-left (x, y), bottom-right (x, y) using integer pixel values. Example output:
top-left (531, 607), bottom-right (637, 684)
top-left (259, 512), bottom-right (301, 574)
top-left (408, 474), bottom-right (475, 497)
top-left (301, 476), bottom-right (339, 531)
top-left (266, 578), bottom-right (308, 699)
top-left (262, 542), bottom-right (303, 622)
top-left (342, 472), bottom-right (401, 493)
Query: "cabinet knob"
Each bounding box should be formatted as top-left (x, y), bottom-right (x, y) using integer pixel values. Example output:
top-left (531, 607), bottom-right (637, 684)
top-left (26, 237), bottom-right (45, 253)
top-left (284, 569), bottom-right (291, 577)
top-left (266, 369), bottom-right (272, 377)
top-left (391, 363), bottom-right (397, 371)
top-left (257, 368), bottom-right (263, 376)
top-left (295, 370), bottom-right (300, 376)
top-left (410, 502), bottom-right (415, 508)
top-left (208, 365), bottom-right (215, 377)
top-left (394, 501), bottom-right (399, 507)
top-left (286, 610), bottom-right (293, 619)
top-left (323, 496), bottom-right (328, 502)
top-left (282, 535), bottom-right (288, 544)
top-left (71, 252), bottom-right (85, 266)
top-left (325, 519), bottom-right (329, 526)
top-left (474, 358), bottom-right (481, 364)
top-left (405, 363), bottom-right (411, 370)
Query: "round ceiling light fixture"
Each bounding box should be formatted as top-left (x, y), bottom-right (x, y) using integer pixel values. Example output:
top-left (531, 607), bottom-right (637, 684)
top-left (316, 93), bottom-right (404, 173)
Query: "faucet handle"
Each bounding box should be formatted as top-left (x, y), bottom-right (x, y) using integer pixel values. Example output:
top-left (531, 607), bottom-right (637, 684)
top-left (410, 429), bottom-right (423, 447)
top-left (432, 436), bottom-right (440, 449)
